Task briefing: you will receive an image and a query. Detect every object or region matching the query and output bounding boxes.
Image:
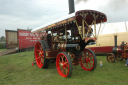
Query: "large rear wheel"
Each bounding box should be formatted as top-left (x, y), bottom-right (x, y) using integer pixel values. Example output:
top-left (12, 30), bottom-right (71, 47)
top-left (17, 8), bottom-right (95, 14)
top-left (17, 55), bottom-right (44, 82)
top-left (56, 52), bottom-right (73, 78)
top-left (34, 40), bottom-right (50, 68)
top-left (80, 49), bottom-right (97, 71)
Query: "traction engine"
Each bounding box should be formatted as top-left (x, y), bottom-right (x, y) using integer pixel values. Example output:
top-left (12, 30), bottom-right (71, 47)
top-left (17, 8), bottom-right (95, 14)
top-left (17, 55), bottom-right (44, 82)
top-left (31, 9), bottom-right (107, 78)
top-left (107, 35), bottom-right (128, 63)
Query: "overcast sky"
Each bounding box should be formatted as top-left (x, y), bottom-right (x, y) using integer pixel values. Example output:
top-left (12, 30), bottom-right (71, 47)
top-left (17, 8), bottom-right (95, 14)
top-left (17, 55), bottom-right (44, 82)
top-left (0, 0), bottom-right (128, 37)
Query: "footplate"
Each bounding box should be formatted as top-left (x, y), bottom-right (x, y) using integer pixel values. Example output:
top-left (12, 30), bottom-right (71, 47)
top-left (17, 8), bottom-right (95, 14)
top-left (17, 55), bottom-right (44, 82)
top-left (45, 49), bottom-right (59, 59)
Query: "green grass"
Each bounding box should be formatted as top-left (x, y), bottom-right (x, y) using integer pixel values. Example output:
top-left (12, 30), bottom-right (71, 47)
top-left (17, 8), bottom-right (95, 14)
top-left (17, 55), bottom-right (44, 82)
top-left (0, 51), bottom-right (128, 85)
top-left (0, 49), bottom-right (6, 52)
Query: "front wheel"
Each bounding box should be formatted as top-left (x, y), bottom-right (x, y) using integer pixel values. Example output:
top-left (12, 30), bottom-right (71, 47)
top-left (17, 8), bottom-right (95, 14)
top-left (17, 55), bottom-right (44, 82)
top-left (56, 52), bottom-right (73, 78)
top-left (80, 49), bottom-right (97, 71)
top-left (115, 54), bottom-right (123, 61)
top-left (107, 53), bottom-right (115, 63)
top-left (34, 40), bottom-right (49, 68)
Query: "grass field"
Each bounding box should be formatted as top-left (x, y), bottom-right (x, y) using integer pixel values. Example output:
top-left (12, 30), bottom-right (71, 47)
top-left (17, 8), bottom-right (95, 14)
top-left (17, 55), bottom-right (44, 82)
top-left (0, 51), bottom-right (128, 85)
top-left (0, 49), bottom-right (6, 52)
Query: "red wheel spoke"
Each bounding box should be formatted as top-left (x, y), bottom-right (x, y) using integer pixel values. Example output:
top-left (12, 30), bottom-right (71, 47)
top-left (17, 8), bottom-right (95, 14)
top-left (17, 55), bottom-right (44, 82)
top-left (40, 47), bottom-right (42, 50)
top-left (56, 52), bottom-right (72, 77)
top-left (80, 49), bottom-right (96, 71)
top-left (61, 56), bottom-right (64, 62)
top-left (41, 57), bottom-right (44, 62)
top-left (64, 62), bottom-right (68, 65)
top-left (61, 68), bottom-right (64, 74)
top-left (59, 60), bottom-right (62, 64)
top-left (37, 57), bottom-right (40, 59)
top-left (36, 49), bottom-right (40, 51)
top-left (82, 63), bottom-right (85, 67)
top-left (40, 61), bottom-right (42, 65)
top-left (89, 61), bottom-right (93, 67)
top-left (64, 67), bottom-right (68, 75)
top-left (86, 63), bottom-right (89, 69)
top-left (59, 62), bottom-right (61, 65)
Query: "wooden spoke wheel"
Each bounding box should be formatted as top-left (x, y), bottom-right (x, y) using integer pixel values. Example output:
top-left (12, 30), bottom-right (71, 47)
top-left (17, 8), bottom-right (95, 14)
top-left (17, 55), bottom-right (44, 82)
top-left (80, 49), bottom-right (97, 71)
top-left (115, 54), bottom-right (123, 61)
top-left (107, 53), bottom-right (115, 63)
top-left (34, 40), bottom-right (50, 68)
top-left (56, 52), bottom-right (73, 78)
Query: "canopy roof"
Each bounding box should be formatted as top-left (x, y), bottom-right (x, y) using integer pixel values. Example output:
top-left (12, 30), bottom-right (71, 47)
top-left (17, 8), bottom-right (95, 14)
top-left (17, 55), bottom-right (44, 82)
top-left (31, 10), bottom-right (107, 33)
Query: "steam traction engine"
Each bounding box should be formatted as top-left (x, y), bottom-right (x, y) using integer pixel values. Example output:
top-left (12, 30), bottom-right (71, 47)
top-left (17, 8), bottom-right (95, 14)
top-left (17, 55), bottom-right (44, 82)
top-left (32, 10), bottom-right (107, 77)
top-left (107, 35), bottom-right (128, 63)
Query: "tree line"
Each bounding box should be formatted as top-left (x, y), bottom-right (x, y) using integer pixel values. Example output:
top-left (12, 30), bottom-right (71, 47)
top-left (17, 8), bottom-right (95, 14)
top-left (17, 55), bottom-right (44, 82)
top-left (0, 36), bottom-right (6, 42)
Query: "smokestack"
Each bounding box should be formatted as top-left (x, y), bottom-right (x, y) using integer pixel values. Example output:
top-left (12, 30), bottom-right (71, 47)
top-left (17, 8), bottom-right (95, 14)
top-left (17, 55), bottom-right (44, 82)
top-left (68, 0), bottom-right (75, 14)
top-left (112, 35), bottom-right (124, 53)
top-left (112, 35), bottom-right (118, 53)
top-left (114, 35), bottom-right (117, 47)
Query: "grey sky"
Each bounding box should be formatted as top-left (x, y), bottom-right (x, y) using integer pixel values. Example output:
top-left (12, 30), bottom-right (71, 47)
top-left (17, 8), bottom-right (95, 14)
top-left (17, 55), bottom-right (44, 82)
top-left (0, 0), bottom-right (128, 37)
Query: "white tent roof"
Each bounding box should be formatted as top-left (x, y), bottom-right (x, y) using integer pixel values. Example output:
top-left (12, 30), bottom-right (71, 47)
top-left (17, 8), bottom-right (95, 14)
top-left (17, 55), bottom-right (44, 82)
top-left (99, 21), bottom-right (128, 35)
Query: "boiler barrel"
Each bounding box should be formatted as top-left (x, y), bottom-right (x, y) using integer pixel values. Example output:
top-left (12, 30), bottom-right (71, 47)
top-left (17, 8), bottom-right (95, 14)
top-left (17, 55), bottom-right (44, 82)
top-left (66, 44), bottom-right (80, 52)
top-left (53, 43), bottom-right (81, 52)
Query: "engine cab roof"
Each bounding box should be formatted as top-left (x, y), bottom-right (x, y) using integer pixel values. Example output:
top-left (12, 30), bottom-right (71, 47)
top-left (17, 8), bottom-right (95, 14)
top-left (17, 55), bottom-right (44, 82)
top-left (31, 10), bottom-right (107, 33)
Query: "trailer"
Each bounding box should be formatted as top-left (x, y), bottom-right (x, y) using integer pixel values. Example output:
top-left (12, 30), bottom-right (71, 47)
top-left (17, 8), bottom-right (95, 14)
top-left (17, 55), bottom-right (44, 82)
top-left (86, 21), bottom-right (128, 54)
top-left (5, 29), bottom-right (41, 51)
top-left (86, 31), bottom-right (128, 54)
top-left (0, 29), bottom-right (42, 56)
top-left (5, 30), bottom-right (18, 49)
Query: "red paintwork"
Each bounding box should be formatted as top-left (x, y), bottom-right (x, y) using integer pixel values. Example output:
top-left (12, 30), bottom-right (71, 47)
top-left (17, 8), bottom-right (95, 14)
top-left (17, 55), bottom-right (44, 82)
top-left (5, 29), bottom-right (46, 50)
top-left (34, 41), bottom-right (44, 68)
top-left (18, 29), bottom-right (46, 49)
top-left (56, 53), bottom-right (70, 77)
top-left (18, 30), bottom-right (38, 49)
top-left (86, 46), bottom-right (114, 54)
top-left (80, 49), bottom-right (95, 71)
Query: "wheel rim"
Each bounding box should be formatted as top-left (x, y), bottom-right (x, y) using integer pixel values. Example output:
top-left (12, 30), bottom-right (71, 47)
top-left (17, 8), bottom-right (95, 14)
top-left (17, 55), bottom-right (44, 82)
top-left (80, 50), bottom-right (95, 71)
top-left (35, 41), bottom-right (44, 68)
top-left (107, 54), bottom-right (115, 63)
top-left (56, 53), bottom-right (70, 77)
top-left (116, 54), bottom-right (123, 61)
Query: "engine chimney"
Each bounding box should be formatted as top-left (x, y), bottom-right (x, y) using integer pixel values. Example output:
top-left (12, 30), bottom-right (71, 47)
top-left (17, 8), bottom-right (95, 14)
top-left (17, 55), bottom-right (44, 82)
top-left (114, 35), bottom-right (117, 47)
top-left (112, 35), bottom-right (118, 53)
top-left (68, 0), bottom-right (75, 14)
top-left (112, 35), bottom-right (124, 53)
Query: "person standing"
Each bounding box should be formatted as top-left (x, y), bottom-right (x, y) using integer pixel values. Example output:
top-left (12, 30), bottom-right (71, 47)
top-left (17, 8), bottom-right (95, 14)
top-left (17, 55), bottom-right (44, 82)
top-left (125, 58), bottom-right (128, 66)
